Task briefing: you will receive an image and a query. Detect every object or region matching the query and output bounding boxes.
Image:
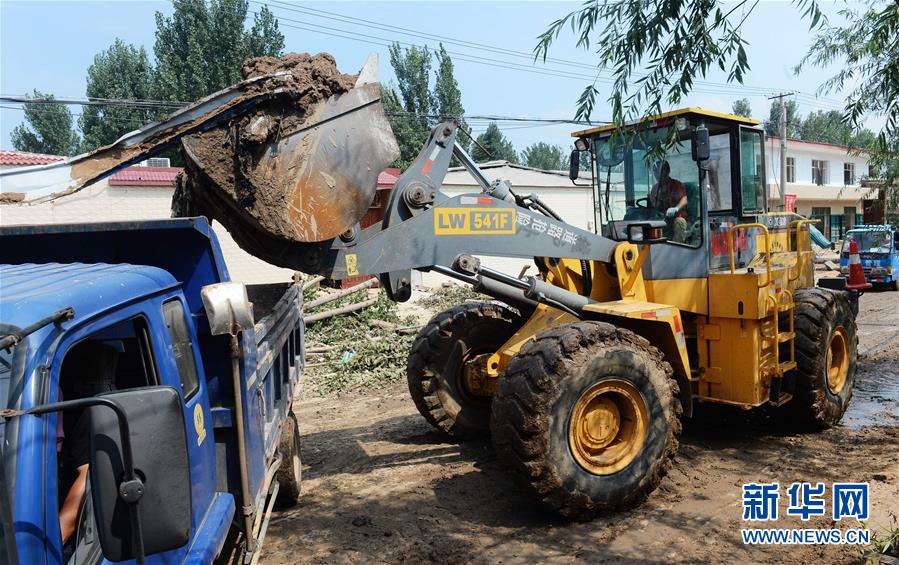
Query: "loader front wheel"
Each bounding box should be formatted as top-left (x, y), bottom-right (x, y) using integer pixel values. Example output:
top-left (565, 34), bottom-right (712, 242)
top-left (407, 302), bottom-right (521, 438)
top-left (491, 322), bottom-right (681, 520)
top-left (783, 288), bottom-right (857, 430)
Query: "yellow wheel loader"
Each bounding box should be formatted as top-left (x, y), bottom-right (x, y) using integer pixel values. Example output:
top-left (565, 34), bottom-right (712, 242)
top-left (237, 105), bottom-right (857, 520)
top-left (2, 57), bottom-right (861, 520)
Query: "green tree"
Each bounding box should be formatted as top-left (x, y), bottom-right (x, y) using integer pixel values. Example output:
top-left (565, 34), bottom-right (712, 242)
top-left (536, 0), bottom-right (898, 203)
top-left (732, 98), bottom-right (752, 118)
top-left (797, 1), bottom-right (899, 203)
top-left (80, 39), bottom-right (157, 151)
top-left (521, 142), bottom-right (568, 170)
top-left (764, 99), bottom-right (802, 139)
top-left (472, 123), bottom-right (518, 163)
top-left (152, 0), bottom-right (284, 103)
top-left (799, 109), bottom-right (852, 145)
top-left (384, 42), bottom-right (469, 169)
top-left (10, 90), bottom-right (80, 156)
top-left (433, 44), bottom-right (470, 152)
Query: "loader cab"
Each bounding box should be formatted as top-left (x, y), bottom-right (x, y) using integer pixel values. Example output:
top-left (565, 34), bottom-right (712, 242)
top-left (573, 108), bottom-right (767, 310)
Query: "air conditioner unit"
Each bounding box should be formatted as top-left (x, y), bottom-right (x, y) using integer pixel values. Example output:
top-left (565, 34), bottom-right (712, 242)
top-left (145, 157), bottom-right (170, 168)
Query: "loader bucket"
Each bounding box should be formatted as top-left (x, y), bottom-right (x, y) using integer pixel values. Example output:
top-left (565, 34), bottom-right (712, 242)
top-left (176, 53), bottom-right (399, 246)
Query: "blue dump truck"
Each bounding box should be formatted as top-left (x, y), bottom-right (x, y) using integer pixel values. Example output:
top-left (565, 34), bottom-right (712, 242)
top-left (0, 218), bottom-right (304, 564)
top-left (840, 224), bottom-right (899, 290)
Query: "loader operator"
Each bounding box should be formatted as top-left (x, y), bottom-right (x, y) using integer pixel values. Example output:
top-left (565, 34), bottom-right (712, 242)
top-left (649, 160), bottom-right (689, 243)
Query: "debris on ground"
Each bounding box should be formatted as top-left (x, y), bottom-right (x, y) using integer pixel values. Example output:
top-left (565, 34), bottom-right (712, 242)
top-left (301, 281), bottom-right (419, 395)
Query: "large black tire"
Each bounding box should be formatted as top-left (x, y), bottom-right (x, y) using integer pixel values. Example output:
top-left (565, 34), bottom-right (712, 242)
top-left (782, 288), bottom-right (858, 430)
top-left (491, 322), bottom-right (681, 520)
top-left (407, 302), bottom-right (521, 438)
top-left (274, 410), bottom-right (302, 508)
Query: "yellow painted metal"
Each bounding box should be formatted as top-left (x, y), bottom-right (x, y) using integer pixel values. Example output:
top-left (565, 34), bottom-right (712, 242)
top-left (826, 327), bottom-right (850, 394)
top-left (462, 352), bottom-right (497, 397)
top-left (487, 304), bottom-right (578, 376)
top-left (613, 243), bottom-right (648, 301)
top-left (730, 223), bottom-right (773, 288)
top-left (645, 278), bottom-right (709, 315)
top-left (571, 107), bottom-right (760, 137)
top-left (583, 300), bottom-right (692, 380)
top-left (568, 378), bottom-right (649, 475)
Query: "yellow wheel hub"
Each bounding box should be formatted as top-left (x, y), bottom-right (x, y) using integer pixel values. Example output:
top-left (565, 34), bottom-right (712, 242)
top-left (826, 327), bottom-right (849, 395)
top-left (568, 379), bottom-right (649, 475)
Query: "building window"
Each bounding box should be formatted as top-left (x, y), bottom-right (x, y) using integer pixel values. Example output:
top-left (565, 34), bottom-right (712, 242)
top-left (844, 206), bottom-right (856, 232)
top-left (786, 157), bottom-right (795, 183)
top-left (843, 162), bottom-right (855, 185)
top-left (812, 160), bottom-right (828, 186)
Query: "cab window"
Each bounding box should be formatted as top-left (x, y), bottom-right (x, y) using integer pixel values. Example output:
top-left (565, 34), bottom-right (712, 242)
top-left (739, 129), bottom-right (765, 214)
top-left (162, 299), bottom-right (200, 401)
top-left (594, 128), bottom-right (703, 248)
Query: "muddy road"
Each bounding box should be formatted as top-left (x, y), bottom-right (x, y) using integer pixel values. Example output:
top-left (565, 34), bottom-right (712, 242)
top-left (265, 291), bottom-right (898, 563)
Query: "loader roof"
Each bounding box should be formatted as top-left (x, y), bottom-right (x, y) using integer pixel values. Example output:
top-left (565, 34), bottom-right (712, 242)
top-left (570, 107), bottom-right (760, 138)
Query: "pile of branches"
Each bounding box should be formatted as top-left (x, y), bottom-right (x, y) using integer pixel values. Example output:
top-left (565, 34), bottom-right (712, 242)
top-left (301, 277), bottom-right (421, 394)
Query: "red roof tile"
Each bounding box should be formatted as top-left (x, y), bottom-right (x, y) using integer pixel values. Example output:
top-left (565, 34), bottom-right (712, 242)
top-left (108, 166), bottom-right (182, 186)
top-left (0, 150), bottom-right (65, 166)
top-left (377, 167), bottom-right (400, 188)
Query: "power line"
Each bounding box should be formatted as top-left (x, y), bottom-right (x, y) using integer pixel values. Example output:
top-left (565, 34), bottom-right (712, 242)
top-left (256, 0), bottom-right (849, 106)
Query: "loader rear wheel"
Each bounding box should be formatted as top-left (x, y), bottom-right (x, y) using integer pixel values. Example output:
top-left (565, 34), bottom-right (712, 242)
top-left (274, 410), bottom-right (302, 508)
top-left (491, 322), bottom-right (681, 520)
top-left (783, 288), bottom-right (857, 430)
top-left (407, 302), bottom-right (521, 438)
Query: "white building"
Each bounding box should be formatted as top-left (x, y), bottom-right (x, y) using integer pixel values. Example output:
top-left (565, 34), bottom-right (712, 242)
top-left (765, 137), bottom-right (871, 240)
top-left (0, 151), bottom-right (297, 284)
top-left (418, 161), bottom-right (593, 287)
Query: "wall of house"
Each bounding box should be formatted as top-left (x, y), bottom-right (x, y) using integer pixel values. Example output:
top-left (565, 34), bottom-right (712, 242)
top-left (766, 142), bottom-right (869, 188)
top-left (0, 180), bottom-right (298, 284)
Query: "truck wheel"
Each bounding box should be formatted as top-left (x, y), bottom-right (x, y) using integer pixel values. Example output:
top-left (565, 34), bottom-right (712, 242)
top-left (783, 288), bottom-right (857, 430)
top-left (274, 410), bottom-right (302, 508)
top-left (407, 302), bottom-right (521, 439)
top-left (491, 321), bottom-right (681, 520)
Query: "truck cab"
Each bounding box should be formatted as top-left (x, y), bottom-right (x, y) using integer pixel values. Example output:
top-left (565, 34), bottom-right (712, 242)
top-left (0, 218), bottom-right (303, 564)
top-left (839, 224), bottom-right (899, 290)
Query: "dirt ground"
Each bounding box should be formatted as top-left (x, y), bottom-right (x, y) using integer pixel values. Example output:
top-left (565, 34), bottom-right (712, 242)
top-left (264, 290), bottom-right (899, 564)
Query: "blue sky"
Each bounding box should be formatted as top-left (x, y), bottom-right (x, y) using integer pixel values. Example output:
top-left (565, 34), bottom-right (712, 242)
top-left (0, 1), bottom-right (862, 154)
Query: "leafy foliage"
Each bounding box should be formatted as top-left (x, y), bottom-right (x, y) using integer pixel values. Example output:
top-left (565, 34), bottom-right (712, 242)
top-left (798, 109), bottom-right (877, 147)
top-left (764, 98), bottom-right (802, 139)
top-left (521, 141), bottom-right (569, 170)
top-left (472, 123), bottom-right (519, 163)
top-left (10, 90), bottom-right (80, 156)
top-left (415, 284), bottom-right (487, 311)
top-left (384, 42), bottom-right (470, 169)
top-left (80, 39), bottom-right (157, 151)
top-left (303, 289), bottom-right (417, 394)
top-left (731, 98), bottom-right (752, 118)
top-left (797, 0), bottom-right (899, 205)
top-left (152, 0), bottom-right (284, 103)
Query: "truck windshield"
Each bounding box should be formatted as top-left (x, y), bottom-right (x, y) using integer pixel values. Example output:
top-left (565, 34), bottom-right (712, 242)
top-left (843, 231), bottom-right (893, 255)
top-left (593, 127), bottom-right (702, 247)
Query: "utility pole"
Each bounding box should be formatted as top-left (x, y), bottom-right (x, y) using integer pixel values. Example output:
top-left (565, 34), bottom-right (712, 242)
top-left (768, 92), bottom-right (794, 211)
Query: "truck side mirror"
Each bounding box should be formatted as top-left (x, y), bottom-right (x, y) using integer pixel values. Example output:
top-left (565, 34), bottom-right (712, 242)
top-left (569, 150), bottom-right (580, 181)
top-left (89, 386), bottom-right (191, 561)
top-left (201, 282), bottom-right (254, 336)
top-left (691, 125), bottom-right (710, 161)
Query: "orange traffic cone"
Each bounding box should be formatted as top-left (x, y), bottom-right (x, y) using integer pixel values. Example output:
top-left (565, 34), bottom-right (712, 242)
top-left (845, 239), bottom-right (872, 291)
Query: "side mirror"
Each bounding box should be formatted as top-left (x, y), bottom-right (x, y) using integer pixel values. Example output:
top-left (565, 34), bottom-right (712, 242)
top-left (569, 150), bottom-right (580, 181)
top-left (89, 386), bottom-right (191, 561)
top-left (691, 125), bottom-right (710, 162)
top-left (201, 282), bottom-right (254, 336)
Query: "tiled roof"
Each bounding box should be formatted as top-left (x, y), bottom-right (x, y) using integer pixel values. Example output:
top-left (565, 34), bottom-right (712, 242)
top-left (108, 166), bottom-right (182, 186)
top-left (377, 167), bottom-right (400, 188)
top-left (0, 150), bottom-right (65, 166)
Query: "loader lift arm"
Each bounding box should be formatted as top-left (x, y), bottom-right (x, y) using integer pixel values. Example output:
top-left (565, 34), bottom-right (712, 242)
top-left (288, 121), bottom-right (620, 308)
